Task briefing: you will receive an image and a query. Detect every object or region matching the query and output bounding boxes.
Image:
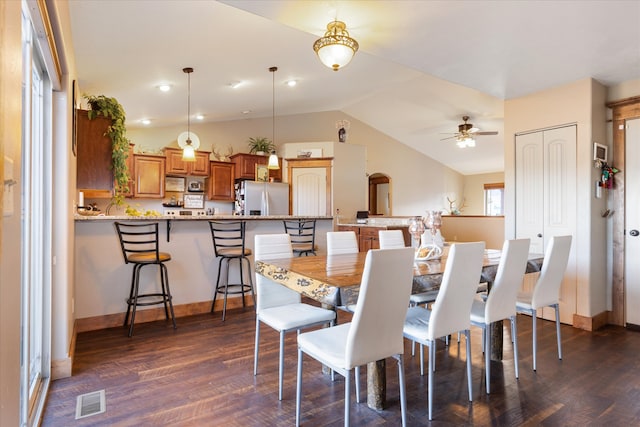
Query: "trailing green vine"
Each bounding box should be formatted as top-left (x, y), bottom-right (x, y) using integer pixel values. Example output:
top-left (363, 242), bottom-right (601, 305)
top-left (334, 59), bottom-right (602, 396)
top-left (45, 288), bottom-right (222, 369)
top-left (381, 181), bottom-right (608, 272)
top-left (84, 94), bottom-right (130, 205)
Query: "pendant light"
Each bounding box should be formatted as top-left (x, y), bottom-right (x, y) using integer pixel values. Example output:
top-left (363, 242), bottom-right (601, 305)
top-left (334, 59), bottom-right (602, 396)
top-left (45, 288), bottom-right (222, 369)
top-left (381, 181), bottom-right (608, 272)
top-left (179, 67), bottom-right (198, 162)
top-left (267, 66), bottom-right (280, 170)
top-left (313, 20), bottom-right (359, 71)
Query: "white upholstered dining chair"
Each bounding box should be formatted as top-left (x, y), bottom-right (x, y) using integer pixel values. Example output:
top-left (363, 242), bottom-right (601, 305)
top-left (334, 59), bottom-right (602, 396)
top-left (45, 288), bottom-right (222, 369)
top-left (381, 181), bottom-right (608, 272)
top-left (253, 234), bottom-right (337, 400)
top-left (403, 241), bottom-right (485, 420)
top-left (470, 238), bottom-right (530, 393)
top-left (326, 231), bottom-right (359, 255)
top-left (378, 229), bottom-right (406, 249)
top-left (516, 235), bottom-right (572, 372)
top-left (295, 247), bottom-right (415, 427)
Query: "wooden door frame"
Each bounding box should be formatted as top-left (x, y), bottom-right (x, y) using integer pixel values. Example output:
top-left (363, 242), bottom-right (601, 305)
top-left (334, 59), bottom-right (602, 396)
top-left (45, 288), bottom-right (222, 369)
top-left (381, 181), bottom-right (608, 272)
top-left (607, 95), bottom-right (640, 326)
top-left (286, 158), bottom-right (332, 216)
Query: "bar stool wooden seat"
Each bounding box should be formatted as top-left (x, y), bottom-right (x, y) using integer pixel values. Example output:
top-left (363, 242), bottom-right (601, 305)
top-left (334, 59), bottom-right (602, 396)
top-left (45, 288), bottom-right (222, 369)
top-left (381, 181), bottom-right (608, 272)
top-left (209, 221), bottom-right (255, 321)
top-left (114, 222), bottom-right (176, 337)
top-left (283, 219), bottom-right (317, 256)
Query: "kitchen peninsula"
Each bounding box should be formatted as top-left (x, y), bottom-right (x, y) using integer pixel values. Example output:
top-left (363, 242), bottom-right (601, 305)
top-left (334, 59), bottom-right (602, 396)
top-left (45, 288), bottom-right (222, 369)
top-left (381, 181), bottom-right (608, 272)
top-left (74, 215), bottom-right (332, 332)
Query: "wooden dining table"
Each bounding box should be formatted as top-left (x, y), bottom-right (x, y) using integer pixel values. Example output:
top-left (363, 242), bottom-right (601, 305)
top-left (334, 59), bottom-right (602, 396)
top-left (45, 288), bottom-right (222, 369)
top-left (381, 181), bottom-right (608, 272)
top-left (255, 247), bottom-right (544, 410)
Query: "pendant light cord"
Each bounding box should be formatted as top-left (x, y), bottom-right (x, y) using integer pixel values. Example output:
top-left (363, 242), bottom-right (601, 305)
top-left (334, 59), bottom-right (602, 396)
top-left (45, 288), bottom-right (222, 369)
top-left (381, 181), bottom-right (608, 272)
top-left (183, 67), bottom-right (194, 144)
top-left (270, 66), bottom-right (277, 147)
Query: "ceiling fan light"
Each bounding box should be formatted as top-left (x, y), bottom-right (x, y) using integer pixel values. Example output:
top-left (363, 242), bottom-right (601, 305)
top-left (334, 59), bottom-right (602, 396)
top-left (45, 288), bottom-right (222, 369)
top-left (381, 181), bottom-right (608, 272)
top-left (313, 21), bottom-right (359, 71)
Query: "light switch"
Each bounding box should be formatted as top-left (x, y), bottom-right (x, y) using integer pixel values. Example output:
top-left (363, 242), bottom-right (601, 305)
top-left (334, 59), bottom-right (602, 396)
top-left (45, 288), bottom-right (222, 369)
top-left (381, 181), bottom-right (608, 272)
top-left (4, 156), bottom-right (15, 217)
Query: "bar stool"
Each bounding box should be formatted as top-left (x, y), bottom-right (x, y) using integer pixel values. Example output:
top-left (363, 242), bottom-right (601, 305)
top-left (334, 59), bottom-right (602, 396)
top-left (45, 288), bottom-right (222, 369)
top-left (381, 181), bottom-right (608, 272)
top-left (283, 219), bottom-right (317, 256)
top-left (114, 222), bottom-right (176, 337)
top-left (209, 221), bottom-right (255, 321)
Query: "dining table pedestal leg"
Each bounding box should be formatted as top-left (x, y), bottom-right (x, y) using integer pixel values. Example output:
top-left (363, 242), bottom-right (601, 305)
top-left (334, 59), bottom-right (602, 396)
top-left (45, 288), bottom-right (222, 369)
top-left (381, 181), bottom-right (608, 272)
top-left (367, 360), bottom-right (386, 410)
top-left (491, 320), bottom-right (504, 361)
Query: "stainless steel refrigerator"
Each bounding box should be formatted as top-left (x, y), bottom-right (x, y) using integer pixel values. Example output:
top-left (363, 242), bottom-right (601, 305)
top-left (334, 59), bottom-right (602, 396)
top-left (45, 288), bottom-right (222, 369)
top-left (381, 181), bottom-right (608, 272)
top-left (238, 181), bottom-right (290, 215)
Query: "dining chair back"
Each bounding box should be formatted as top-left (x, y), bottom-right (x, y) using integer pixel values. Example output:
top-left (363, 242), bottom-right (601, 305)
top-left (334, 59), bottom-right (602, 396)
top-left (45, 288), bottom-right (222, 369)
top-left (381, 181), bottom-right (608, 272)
top-left (378, 229), bottom-right (406, 249)
top-left (254, 234), bottom-right (336, 400)
top-left (516, 235), bottom-right (572, 371)
top-left (327, 231), bottom-right (359, 255)
top-left (283, 219), bottom-right (317, 256)
top-left (296, 247), bottom-right (415, 426)
top-left (470, 238), bottom-right (530, 393)
top-left (403, 241), bottom-right (485, 420)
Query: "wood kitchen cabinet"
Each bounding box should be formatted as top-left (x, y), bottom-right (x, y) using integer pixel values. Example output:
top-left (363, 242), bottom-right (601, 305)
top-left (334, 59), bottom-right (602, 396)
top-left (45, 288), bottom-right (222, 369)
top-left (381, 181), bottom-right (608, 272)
top-left (76, 109), bottom-right (114, 198)
top-left (337, 225), bottom-right (410, 252)
top-left (164, 147), bottom-right (210, 176)
top-left (133, 154), bottom-right (165, 198)
top-left (208, 161), bottom-right (235, 201)
top-left (230, 153), bottom-right (282, 181)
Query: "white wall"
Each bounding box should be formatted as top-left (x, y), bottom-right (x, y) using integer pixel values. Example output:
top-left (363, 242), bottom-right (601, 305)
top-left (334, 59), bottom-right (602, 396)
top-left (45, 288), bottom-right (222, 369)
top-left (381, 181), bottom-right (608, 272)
top-left (0, 1), bottom-right (24, 423)
top-left (462, 172), bottom-right (504, 215)
top-left (504, 78), bottom-right (608, 318)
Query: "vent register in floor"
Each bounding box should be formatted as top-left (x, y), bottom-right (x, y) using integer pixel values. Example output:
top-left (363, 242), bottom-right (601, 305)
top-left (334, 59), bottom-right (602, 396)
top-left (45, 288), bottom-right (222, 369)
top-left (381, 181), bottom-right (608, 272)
top-left (75, 389), bottom-right (106, 419)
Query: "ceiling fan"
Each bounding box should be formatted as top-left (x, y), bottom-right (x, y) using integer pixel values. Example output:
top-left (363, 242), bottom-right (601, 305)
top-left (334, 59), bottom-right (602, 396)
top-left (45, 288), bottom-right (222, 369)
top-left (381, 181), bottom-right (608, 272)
top-left (440, 115), bottom-right (499, 148)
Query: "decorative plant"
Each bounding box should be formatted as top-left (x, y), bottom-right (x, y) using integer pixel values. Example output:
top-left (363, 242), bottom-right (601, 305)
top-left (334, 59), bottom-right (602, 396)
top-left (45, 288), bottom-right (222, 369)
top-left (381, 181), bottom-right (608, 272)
top-left (247, 136), bottom-right (275, 154)
top-left (84, 94), bottom-right (130, 205)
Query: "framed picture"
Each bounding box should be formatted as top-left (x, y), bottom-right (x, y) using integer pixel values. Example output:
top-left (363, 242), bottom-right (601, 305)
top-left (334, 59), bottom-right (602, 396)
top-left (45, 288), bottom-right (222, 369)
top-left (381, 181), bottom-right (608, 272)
top-left (183, 194), bottom-right (204, 209)
top-left (255, 164), bottom-right (269, 182)
top-left (593, 142), bottom-right (607, 163)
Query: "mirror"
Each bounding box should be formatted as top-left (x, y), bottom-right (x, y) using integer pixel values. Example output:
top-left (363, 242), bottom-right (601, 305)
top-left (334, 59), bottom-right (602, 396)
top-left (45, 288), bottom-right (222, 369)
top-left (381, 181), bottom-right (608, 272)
top-left (368, 173), bottom-right (391, 216)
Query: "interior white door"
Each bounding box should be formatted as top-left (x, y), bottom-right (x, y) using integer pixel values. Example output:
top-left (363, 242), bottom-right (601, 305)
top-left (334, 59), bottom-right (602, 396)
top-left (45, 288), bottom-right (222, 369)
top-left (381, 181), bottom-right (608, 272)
top-left (515, 125), bottom-right (577, 324)
top-left (292, 167), bottom-right (328, 216)
top-left (624, 118), bottom-right (640, 326)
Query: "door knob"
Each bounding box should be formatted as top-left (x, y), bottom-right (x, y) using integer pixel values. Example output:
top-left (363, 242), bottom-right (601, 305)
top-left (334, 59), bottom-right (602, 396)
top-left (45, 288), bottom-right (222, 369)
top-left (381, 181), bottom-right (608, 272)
top-left (630, 229), bottom-right (640, 237)
top-left (537, 233), bottom-right (543, 238)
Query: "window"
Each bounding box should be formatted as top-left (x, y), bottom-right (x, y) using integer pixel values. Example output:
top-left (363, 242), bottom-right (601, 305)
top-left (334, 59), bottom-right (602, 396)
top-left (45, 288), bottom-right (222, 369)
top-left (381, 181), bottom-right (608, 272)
top-left (21, 7), bottom-right (53, 426)
top-left (484, 183), bottom-right (504, 216)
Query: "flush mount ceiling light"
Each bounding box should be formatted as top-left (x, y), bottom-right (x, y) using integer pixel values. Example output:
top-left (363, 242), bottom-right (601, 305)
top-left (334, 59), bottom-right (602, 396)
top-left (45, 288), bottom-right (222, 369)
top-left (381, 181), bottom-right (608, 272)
top-left (268, 66), bottom-right (280, 170)
top-left (178, 67), bottom-right (199, 161)
top-left (313, 20), bottom-right (359, 71)
top-left (157, 84), bottom-right (171, 92)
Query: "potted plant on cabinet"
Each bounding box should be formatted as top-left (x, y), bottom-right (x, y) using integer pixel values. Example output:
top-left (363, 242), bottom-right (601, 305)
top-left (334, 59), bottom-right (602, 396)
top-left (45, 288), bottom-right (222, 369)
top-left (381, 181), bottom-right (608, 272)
top-left (84, 94), bottom-right (130, 206)
top-left (247, 136), bottom-right (275, 155)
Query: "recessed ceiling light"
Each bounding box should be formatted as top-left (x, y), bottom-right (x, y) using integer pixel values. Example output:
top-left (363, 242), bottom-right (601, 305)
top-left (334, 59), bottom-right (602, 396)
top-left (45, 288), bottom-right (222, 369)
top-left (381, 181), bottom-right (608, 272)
top-left (242, 110), bottom-right (252, 115)
top-left (157, 84), bottom-right (171, 92)
top-left (229, 81), bottom-right (243, 89)
top-left (286, 80), bottom-right (297, 87)
top-left (196, 114), bottom-right (204, 120)
top-left (140, 119), bottom-right (151, 125)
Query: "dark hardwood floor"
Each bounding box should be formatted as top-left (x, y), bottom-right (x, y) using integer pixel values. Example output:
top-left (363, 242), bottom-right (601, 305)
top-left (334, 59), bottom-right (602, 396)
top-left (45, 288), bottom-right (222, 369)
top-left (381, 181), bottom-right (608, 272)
top-left (42, 307), bottom-right (640, 426)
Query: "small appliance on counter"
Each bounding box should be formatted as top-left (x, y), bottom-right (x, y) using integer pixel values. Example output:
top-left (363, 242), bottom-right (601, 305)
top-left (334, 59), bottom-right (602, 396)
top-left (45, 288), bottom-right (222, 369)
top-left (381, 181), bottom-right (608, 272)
top-left (356, 211), bottom-right (369, 224)
top-left (187, 177), bottom-right (205, 192)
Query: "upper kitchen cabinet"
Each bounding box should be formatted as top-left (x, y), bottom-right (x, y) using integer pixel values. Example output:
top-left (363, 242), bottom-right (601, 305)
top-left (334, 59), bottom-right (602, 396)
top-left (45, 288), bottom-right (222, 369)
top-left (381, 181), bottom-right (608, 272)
top-left (230, 153), bottom-right (282, 181)
top-left (208, 161), bottom-right (235, 202)
top-left (76, 109), bottom-right (114, 198)
top-left (133, 154), bottom-right (165, 198)
top-left (164, 147), bottom-right (211, 176)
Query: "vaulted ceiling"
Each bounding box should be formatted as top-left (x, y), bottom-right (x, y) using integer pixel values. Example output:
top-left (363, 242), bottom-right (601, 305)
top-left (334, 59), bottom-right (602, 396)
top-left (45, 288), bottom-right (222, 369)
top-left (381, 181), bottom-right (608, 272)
top-left (68, 1), bottom-right (640, 175)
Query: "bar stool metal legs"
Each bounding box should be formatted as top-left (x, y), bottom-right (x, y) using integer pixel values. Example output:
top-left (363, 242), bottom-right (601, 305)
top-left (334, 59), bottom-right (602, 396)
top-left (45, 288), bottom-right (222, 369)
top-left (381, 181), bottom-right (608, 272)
top-left (115, 222), bottom-right (177, 337)
top-left (209, 221), bottom-right (255, 321)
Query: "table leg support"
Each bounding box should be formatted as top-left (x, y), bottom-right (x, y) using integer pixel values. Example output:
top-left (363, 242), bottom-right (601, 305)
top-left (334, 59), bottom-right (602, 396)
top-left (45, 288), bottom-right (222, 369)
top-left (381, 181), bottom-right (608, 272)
top-left (367, 359), bottom-right (386, 410)
top-left (490, 320), bottom-right (504, 361)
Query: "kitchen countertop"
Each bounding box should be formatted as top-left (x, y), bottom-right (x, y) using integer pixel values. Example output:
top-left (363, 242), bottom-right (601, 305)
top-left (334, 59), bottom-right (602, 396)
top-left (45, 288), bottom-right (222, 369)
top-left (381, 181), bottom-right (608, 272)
top-left (74, 214), bottom-right (334, 221)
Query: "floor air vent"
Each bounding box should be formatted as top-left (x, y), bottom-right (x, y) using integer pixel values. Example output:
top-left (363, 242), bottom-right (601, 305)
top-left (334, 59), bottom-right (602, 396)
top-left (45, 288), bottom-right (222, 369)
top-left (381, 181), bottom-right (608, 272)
top-left (75, 389), bottom-right (106, 419)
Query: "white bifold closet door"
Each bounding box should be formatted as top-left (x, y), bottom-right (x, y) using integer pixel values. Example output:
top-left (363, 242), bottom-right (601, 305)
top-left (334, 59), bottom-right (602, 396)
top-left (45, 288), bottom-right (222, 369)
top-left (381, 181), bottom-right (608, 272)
top-left (515, 125), bottom-right (577, 324)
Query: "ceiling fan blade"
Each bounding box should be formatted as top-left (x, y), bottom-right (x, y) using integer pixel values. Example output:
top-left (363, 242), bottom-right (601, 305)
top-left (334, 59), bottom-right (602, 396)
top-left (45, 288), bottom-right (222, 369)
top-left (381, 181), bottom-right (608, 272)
top-left (474, 131), bottom-right (499, 136)
top-left (440, 135), bottom-right (458, 141)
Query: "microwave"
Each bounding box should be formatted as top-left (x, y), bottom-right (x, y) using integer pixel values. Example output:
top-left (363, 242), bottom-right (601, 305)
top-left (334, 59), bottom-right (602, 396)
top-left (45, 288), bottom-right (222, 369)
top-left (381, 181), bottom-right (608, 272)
top-left (187, 178), bottom-right (204, 192)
